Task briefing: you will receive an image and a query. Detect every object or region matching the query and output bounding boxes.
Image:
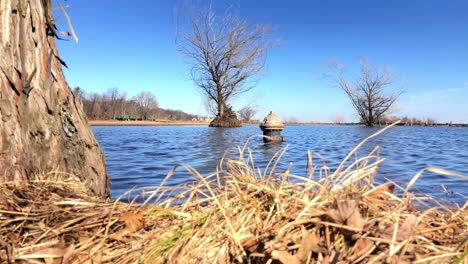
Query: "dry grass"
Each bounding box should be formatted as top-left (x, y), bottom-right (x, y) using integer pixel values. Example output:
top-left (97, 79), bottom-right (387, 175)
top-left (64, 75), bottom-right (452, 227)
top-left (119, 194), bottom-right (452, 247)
top-left (0, 124), bottom-right (467, 263)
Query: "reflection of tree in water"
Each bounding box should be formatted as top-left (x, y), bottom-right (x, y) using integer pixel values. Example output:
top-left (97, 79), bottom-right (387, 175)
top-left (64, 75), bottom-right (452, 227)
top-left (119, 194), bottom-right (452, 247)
top-left (251, 143), bottom-right (286, 172)
top-left (149, 128), bottom-right (247, 203)
top-left (194, 128), bottom-right (287, 178)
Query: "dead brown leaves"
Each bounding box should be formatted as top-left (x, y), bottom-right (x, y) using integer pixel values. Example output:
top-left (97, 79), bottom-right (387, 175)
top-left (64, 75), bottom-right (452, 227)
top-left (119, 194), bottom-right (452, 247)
top-left (379, 214), bottom-right (418, 241)
top-left (241, 236), bottom-right (260, 253)
top-left (270, 229), bottom-right (324, 264)
top-left (295, 230), bottom-right (323, 262)
top-left (0, 183), bottom-right (162, 263)
top-left (324, 200), bottom-right (376, 263)
top-left (109, 207), bottom-right (149, 240)
top-left (326, 200), bottom-right (365, 231)
top-left (366, 184), bottom-right (395, 199)
top-left (349, 237), bottom-right (374, 262)
top-left (1, 146), bottom-right (466, 264)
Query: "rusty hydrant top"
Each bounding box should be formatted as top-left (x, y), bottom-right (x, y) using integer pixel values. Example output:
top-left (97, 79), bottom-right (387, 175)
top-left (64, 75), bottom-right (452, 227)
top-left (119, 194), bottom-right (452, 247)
top-left (260, 111), bottom-right (284, 131)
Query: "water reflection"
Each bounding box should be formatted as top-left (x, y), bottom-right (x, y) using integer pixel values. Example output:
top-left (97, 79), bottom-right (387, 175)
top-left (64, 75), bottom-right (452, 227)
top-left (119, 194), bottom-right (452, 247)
top-left (92, 125), bottom-right (468, 204)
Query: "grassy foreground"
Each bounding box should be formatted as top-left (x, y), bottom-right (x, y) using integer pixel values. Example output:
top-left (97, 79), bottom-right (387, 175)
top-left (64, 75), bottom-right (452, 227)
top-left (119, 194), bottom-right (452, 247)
top-left (0, 126), bottom-right (467, 263)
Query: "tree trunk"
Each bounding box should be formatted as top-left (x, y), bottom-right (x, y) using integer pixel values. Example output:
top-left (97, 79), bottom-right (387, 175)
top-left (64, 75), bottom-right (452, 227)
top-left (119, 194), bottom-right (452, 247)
top-left (209, 102), bottom-right (241, 127)
top-left (217, 99), bottom-right (224, 117)
top-left (0, 0), bottom-right (110, 197)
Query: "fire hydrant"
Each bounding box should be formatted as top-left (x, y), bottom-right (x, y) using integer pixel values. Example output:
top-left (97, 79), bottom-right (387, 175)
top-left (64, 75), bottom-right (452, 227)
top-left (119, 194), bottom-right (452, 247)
top-left (260, 111), bottom-right (286, 143)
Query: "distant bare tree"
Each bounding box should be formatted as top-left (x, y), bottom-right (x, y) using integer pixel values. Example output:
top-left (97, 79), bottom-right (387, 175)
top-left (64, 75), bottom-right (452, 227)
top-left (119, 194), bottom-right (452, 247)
top-left (284, 116), bottom-right (300, 124)
top-left (106, 87), bottom-right (125, 120)
top-left (86, 92), bottom-right (101, 119)
top-left (238, 106), bottom-right (258, 121)
top-left (72, 86), bottom-right (85, 102)
top-left (178, 8), bottom-right (276, 126)
top-left (425, 117), bottom-right (436, 126)
top-left (381, 114), bottom-right (399, 124)
top-left (331, 113), bottom-right (345, 124)
top-left (114, 91), bottom-right (128, 117)
top-left (325, 57), bottom-right (403, 127)
top-left (132, 91), bottom-right (159, 120)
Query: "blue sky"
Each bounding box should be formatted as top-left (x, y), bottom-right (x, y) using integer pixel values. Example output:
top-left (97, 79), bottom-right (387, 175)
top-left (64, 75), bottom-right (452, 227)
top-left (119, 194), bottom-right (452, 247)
top-left (55, 0), bottom-right (468, 123)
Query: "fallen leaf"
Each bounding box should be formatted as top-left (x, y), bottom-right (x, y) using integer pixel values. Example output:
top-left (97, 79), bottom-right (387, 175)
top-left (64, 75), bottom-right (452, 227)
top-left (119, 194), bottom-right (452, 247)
top-left (271, 249), bottom-right (300, 264)
top-left (241, 236), bottom-right (260, 253)
top-left (398, 214), bottom-right (418, 240)
top-left (270, 228), bottom-right (325, 264)
top-left (296, 228), bottom-right (323, 262)
top-left (326, 200), bottom-right (364, 231)
top-left (5, 232), bottom-right (18, 244)
top-left (62, 244), bottom-right (75, 264)
top-left (349, 238), bottom-right (374, 262)
top-left (110, 207), bottom-right (149, 239)
top-left (380, 214), bottom-right (417, 241)
top-left (366, 184), bottom-right (395, 199)
top-left (320, 250), bottom-right (339, 264)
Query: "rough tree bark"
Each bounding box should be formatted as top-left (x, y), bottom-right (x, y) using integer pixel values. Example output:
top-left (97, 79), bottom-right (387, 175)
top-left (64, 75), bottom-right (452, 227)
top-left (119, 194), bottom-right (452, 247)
top-left (0, 0), bottom-right (110, 197)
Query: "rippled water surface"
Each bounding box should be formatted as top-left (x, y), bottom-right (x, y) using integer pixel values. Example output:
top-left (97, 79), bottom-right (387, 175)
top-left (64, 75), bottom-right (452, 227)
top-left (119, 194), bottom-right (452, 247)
top-left (92, 125), bottom-right (468, 204)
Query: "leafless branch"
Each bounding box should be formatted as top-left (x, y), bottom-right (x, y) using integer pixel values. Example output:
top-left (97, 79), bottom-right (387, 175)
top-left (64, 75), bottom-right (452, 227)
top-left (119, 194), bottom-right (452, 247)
top-left (325, 57), bottom-right (404, 126)
top-left (177, 8), bottom-right (277, 118)
top-left (55, 0), bottom-right (78, 43)
top-left (238, 105), bottom-right (258, 121)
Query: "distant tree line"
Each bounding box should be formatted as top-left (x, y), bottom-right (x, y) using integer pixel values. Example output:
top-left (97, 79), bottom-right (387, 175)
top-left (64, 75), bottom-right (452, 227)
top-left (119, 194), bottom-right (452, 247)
top-left (380, 115), bottom-right (438, 126)
top-left (72, 87), bottom-right (198, 121)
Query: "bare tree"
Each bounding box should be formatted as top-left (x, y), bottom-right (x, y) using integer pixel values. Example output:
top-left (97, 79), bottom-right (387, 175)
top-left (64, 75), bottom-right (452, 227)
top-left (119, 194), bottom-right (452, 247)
top-left (86, 92), bottom-right (102, 119)
top-left (238, 105), bottom-right (257, 121)
top-left (72, 86), bottom-right (85, 102)
top-left (177, 8), bottom-right (276, 127)
top-left (106, 87), bottom-right (125, 120)
top-left (425, 117), bottom-right (436, 126)
top-left (132, 91), bottom-right (159, 120)
top-left (331, 113), bottom-right (345, 124)
top-left (325, 57), bottom-right (403, 127)
top-left (114, 91), bottom-right (128, 117)
top-left (284, 116), bottom-right (300, 124)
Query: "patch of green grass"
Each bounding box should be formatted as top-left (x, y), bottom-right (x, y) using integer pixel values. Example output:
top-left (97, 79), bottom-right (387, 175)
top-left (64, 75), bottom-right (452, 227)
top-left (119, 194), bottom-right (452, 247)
top-left (149, 217), bottom-right (208, 261)
top-left (454, 250), bottom-right (467, 264)
top-left (149, 225), bottom-right (191, 260)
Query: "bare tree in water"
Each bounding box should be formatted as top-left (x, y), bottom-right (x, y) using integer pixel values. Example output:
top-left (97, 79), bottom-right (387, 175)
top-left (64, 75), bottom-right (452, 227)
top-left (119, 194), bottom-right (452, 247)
top-left (325, 57), bottom-right (403, 127)
top-left (177, 8), bottom-right (276, 127)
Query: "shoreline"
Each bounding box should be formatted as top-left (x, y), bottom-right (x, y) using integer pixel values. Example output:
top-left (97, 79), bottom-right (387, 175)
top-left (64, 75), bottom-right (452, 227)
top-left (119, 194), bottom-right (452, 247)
top-left (89, 119), bottom-right (468, 127)
top-left (89, 120), bottom-right (211, 126)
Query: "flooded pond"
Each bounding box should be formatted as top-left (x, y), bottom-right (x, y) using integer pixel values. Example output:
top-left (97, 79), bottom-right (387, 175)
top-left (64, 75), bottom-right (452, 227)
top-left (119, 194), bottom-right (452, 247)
top-left (92, 125), bottom-right (468, 204)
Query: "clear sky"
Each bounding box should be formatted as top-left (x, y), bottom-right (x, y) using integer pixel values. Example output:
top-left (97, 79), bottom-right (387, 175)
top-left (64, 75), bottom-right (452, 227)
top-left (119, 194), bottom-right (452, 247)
top-left (55, 0), bottom-right (468, 123)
